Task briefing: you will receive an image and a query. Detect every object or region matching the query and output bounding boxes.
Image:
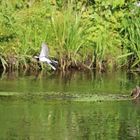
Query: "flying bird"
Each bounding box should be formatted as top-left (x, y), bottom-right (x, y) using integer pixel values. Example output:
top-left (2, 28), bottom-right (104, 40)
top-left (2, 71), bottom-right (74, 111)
top-left (34, 42), bottom-right (58, 70)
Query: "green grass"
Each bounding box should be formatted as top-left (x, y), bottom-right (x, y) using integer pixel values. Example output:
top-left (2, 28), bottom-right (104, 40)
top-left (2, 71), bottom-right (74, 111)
top-left (0, 0), bottom-right (140, 71)
top-left (50, 2), bottom-right (87, 70)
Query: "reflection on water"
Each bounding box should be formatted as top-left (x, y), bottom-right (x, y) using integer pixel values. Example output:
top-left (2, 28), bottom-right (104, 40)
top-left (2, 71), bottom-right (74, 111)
top-left (0, 99), bottom-right (140, 140)
top-left (0, 70), bottom-right (140, 139)
top-left (0, 70), bottom-right (140, 94)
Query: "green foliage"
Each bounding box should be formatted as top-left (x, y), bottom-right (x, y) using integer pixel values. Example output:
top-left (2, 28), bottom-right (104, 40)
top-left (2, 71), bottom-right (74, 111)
top-left (0, 0), bottom-right (140, 71)
top-left (50, 2), bottom-right (87, 69)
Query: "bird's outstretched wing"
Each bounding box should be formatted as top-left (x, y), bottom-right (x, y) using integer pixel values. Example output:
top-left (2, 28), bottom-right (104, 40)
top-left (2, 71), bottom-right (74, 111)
top-left (39, 42), bottom-right (49, 58)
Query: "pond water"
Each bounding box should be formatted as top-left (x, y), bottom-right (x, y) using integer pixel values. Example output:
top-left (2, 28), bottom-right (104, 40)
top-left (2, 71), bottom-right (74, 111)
top-left (0, 70), bottom-right (140, 140)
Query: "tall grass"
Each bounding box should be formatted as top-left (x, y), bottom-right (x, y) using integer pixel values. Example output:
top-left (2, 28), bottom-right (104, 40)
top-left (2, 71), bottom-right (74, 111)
top-left (84, 1), bottom-right (122, 70)
top-left (119, 4), bottom-right (140, 69)
top-left (0, 0), bottom-right (53, 70)
top-left (0, 0), bottom-right (140, 71)
top-left (50, 2), bottom-right (87, 70)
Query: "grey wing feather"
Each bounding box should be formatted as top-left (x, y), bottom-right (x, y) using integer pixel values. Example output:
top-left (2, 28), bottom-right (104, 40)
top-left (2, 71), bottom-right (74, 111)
top-left (39, 42), bottom-right (49, 58)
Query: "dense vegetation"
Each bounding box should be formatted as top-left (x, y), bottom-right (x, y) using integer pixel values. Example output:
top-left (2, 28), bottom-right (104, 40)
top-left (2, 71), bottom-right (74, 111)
top-left (0, 0), bottom-right (140, 71)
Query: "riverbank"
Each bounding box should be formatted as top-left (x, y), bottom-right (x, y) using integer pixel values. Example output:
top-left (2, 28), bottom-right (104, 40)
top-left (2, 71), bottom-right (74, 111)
top-left (0, 1), bottom-right (140, 71)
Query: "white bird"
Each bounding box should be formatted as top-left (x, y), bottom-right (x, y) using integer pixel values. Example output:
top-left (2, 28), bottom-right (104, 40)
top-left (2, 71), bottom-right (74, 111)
top-left (35, 42), bottom-right (58, 70)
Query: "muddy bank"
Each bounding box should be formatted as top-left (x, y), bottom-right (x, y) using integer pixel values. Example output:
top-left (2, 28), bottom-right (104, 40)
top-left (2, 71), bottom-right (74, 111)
top-left (0, 52), bottom-right (118, 72)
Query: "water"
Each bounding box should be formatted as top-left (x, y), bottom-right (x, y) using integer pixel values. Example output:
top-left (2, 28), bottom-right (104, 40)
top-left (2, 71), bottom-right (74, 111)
top-left (0, 70), bottom-right (140, 140)
top-left (0, 70), bottom-right (139, 94)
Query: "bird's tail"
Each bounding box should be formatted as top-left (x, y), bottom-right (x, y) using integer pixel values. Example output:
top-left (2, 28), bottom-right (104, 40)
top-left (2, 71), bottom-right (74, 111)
top-left (51, 60), bottom-right (58, 64)
top-left (38, 57), bottom-right (58, 70)
top-left (46, 59), bottom-right (58, 70)
top-left (48, 62), bottom-right (56, 70)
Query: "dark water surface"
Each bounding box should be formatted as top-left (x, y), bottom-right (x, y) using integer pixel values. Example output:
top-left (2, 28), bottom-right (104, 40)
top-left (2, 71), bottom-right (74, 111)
top-left (0, 70), bottom-right (140, 140)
